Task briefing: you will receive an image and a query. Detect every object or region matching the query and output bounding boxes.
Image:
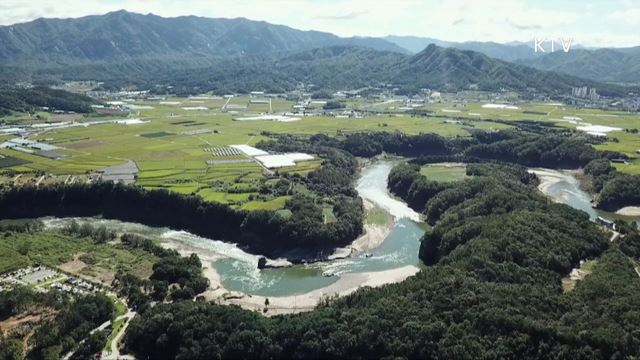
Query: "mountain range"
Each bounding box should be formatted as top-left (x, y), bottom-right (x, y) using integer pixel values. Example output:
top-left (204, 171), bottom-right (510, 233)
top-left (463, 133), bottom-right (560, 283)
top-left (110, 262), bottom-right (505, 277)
top-left (0, 10), bottom-right (636, 94)
top-left (384, 36), bottom-right (640, 86)
top-left (517, 48), bottom-right (640, 85)
top-left (384, 36), bottom-right (540, 62)
top-left (0, 10), bottom-right (406, 63)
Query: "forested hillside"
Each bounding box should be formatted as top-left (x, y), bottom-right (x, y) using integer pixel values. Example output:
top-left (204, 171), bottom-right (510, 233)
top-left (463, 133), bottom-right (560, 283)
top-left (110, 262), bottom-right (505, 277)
top-left (518, 48), bottom-right (640, 84)
top-left (26, 44), bottom-right (623, 96)
top-left (0, 10), bottom-right (405, 63)
top-left (0, 287), bottom-right (115, 359)
top-left (122, 162), bottom-right (640, 359)
top-left (0, 11), bottom-right (630, 96)
top-left (0, 86), bottom-right (97, 115)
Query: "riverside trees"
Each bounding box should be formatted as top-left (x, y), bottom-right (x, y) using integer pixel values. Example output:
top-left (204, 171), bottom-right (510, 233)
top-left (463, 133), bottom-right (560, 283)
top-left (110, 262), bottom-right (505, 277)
top-left (123, 162), bottom-right (640, 359)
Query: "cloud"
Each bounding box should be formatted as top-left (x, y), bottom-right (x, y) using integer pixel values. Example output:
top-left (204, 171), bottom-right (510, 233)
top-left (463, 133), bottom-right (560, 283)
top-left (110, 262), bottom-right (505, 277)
top-left (313, 11), bottom-right (367, 21)
top-left (507, 21), bottom-right (542, 31)
top-left (609, 8), bottom-right (640, 25)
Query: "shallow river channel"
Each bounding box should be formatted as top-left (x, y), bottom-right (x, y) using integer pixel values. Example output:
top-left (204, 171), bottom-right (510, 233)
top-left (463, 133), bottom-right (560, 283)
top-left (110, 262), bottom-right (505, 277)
top-left (43, 161), bottom-right (425, 297)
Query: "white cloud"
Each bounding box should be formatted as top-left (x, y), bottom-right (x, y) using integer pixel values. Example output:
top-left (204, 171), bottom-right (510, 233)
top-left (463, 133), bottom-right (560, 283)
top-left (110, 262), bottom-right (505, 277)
top-left (609, 8), bottom-right (640, 25)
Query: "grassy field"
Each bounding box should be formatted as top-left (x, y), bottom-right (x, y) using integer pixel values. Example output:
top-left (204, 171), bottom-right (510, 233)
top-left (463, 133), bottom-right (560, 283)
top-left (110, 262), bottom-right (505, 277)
top-left (0, 96), bottom-right (507, 208)
top-left (0, 231), bottom-right (157, 283)
top-left (108, 293), bottom-right (128, 317)
top-left (420, 163), bottom-right (468, 182)
top-left (3, 95), bottom-right (639, 205)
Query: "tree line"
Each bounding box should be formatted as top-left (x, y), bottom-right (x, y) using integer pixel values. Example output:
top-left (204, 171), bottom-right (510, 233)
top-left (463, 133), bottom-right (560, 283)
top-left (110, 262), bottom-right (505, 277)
top-left (0, 86), bottom-right (96, 116)
top-left (0, 181), bottom-right (360, 258)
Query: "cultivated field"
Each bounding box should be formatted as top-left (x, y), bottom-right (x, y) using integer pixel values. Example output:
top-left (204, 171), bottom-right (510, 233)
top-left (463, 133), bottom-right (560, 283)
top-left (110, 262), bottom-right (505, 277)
top-left (420, 163), bottom-right (468, 182)
top-left (2, 94), bottom-right (639, 211)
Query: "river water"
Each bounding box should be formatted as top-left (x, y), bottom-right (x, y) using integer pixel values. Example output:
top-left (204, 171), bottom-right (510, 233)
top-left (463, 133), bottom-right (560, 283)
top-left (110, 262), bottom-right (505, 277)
top-left (530, 168), bottom-right (640, 226)
top-left (42, 161), bottom-right (425, 297)
top-left (39, 165), bottom-right (638, 297)
top-left (214, 161), bottom-right (424, 296)
top-left (529, 169), bottom-right (598, 219)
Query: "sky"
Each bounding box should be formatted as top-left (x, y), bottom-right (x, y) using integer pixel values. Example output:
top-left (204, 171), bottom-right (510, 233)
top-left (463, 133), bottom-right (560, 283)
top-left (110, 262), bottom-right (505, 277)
top-left (1, 0), bottom-right (639, 47)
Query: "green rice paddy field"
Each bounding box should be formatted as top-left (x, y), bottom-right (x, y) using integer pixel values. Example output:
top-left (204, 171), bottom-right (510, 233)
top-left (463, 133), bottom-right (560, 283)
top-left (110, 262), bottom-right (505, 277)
top-left (2, 95), bottom-right (639, 210)
top-left (420, 163), bottom-right (468, 182)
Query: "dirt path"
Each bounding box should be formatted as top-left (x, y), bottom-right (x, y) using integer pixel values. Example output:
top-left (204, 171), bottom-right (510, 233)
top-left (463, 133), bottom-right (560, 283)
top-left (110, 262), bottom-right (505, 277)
top-left (0, 310), bottom-right (56, 337)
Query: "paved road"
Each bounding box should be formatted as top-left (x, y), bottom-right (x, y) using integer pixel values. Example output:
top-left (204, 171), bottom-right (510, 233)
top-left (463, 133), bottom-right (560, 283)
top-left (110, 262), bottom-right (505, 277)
top-left (102, 311), bottom-right (137, 360)
top-left (62, 310), bottom-right (137, 360)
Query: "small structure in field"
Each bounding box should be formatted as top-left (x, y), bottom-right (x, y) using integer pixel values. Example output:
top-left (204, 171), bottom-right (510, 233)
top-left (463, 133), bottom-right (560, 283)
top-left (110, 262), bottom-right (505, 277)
top-left (98, 161), bottom-right (139, 185)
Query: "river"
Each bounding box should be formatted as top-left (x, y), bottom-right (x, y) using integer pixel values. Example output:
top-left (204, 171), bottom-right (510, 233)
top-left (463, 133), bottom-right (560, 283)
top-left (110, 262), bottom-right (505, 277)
top-left (42, 161), bottom-right (425, 298)
top-left (530, 168), bottom-right (640, 225)
top-left (212, 161), bottom-right (424, 296)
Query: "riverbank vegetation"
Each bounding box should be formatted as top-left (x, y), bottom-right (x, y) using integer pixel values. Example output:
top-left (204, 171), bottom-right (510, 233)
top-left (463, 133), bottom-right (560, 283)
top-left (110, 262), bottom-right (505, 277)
top-left (0, 181), bottom-right (361, 258)
top-left (0, 228), bottom-right (158, 279)
top-left (113, 234), bottom-right (210, 306)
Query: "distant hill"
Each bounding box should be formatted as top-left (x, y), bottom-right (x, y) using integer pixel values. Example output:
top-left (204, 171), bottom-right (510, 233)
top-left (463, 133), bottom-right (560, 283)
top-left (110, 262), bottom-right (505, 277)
top-left (83, 44), bottom-right (621, 96)
top-left (518, 48), bottom-right (640, 85)
top-left (0, 10), bottom-right (406, 64)
top-left (0, 87), bottom-right (97, 115)
top-left (384, 36), bottom-right (540, 62)
top-left (390, 45), bottom-right (614, 94)
top-left (386, 35), bottom-right (640, 85)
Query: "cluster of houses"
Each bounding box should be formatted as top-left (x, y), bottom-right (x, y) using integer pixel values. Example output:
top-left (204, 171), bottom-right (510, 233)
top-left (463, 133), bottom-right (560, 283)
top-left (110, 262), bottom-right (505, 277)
top-left (50, 277), bottom-right (97, 295)
top-left (0, 266), bottom-right (100, 295)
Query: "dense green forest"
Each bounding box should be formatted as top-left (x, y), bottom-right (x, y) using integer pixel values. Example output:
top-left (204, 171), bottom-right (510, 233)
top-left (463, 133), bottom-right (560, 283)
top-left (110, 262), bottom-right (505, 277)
top-left (0, 86), bottom-right (96, 116)
top-left (0, 182), bottom-right (362, 258)
top-left (388, 162), bottom-right (449, 211)
top-left (0, 287), bottom-right (114, 359)
top-left (122, 162), bottom-right (640, 359)
top-left (583, 159), bottom-right (640, 210)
